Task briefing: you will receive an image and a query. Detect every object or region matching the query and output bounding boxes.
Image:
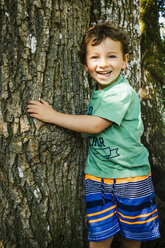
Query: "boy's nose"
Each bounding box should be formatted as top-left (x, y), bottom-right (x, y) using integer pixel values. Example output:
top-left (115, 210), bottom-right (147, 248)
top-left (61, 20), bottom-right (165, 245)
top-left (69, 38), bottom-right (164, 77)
top-left (98, 58), bottom-right (109, 68)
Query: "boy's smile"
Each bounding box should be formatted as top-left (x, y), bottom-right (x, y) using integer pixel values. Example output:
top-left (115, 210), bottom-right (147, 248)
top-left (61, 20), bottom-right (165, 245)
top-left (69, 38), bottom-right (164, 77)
top-left (84, 38), bottom-right (129, 90)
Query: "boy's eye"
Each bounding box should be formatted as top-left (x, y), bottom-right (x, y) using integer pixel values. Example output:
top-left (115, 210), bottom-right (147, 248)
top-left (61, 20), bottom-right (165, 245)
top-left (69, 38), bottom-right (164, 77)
top-left (109, 55), bottom-right (116, 59)
top-left (91, 56), bottom-right (99, 59)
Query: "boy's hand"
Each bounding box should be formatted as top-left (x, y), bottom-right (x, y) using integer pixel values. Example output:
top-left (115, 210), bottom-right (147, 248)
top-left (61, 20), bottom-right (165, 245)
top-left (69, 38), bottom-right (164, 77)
top-left (27, 99), bottom-right (56, 123)
top-left (27, 99), bottom-right (112, 133)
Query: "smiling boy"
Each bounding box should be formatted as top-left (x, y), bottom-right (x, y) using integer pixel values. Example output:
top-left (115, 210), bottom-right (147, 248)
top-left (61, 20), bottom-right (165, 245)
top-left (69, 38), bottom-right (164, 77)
top-left (84, 37), bottom-right (129, 90)
top-left (27, 23), bottom-right (160, 248)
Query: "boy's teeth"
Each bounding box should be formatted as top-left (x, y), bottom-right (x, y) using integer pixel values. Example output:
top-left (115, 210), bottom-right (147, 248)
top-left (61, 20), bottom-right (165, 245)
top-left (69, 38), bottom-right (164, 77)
top-left (99, 72), bottom-right (110, 74)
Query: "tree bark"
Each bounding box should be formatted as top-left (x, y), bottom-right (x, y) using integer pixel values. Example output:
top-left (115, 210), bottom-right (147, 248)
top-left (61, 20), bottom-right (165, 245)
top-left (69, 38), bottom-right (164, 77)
top-left (0, 1), bottom-right (91, 247)
top-left (0, 0), bottom-right (147, 247)
top-left (140, 0), bottom-right (165, 247)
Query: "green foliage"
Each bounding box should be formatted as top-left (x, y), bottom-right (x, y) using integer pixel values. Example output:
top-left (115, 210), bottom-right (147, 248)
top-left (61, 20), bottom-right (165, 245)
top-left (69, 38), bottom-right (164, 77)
top-left (157, 0), bottom-right (165, 18)
top-left (140, 0), bottom-right (165, 118)
top-left (160, 25), bottom-right (165, 114)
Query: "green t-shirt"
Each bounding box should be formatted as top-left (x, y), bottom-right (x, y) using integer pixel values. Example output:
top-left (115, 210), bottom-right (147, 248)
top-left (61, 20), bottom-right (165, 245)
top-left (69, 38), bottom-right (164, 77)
top-left (85, 75), bottom-right (151, 179)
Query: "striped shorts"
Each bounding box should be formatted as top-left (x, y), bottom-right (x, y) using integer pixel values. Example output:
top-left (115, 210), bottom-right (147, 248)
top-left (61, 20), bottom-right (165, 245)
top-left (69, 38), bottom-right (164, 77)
top-left (85, 173), bottom-right (160, 242)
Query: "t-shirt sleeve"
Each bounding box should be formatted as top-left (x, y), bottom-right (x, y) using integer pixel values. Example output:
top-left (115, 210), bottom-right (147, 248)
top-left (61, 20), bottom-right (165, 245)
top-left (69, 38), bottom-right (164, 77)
top-left (93, 85), bottom-right (132, 126)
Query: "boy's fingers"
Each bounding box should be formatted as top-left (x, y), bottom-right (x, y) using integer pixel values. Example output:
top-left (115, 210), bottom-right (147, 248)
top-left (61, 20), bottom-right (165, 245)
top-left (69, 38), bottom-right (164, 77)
top-left (40, 99), bottom-right (49, 105)
top-left (28, 99), bottom-right (48, 106)
top-left (27, 105), bottom-right (38, 110)
top-left (27, 106), bottom-right (39, 113)
top-left (28, 100), bottom-right (38, 104)
top-left (27, 102), bottom-right (41, 109)
top-left (29, 113), bottom-right (39, 119)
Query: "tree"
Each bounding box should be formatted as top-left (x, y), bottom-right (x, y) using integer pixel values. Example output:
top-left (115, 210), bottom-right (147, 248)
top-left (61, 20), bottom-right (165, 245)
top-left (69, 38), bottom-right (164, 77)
top-left (140, 0), bottom-right (165, 247)
top-left (0, 1), bottom-right (90, 247)
top-left (0, 0), bottom-right (161, 247)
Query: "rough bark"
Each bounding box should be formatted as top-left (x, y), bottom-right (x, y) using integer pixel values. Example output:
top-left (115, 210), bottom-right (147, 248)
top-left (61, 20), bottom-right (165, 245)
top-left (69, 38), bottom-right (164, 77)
top-left (0, 0), bottom-right (147, 248)
top-left (0, 1), bottom-right (91, 247)
top-left (140, 0), bottom-right (165, 247)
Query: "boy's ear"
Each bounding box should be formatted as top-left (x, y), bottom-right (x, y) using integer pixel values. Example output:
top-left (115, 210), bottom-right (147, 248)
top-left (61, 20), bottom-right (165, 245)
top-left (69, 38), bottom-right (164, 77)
top-left (122, 54), bottom-right (129, 70)
top-left (84, 64), bottom-right (89, 72)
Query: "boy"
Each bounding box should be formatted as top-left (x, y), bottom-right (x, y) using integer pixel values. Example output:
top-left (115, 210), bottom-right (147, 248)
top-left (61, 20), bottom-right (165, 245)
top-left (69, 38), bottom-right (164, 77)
top-left (27, 23), bottom-right (160, 248)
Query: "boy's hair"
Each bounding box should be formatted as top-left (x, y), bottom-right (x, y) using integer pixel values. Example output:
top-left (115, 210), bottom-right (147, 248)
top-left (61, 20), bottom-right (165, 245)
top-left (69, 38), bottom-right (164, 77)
top-left (78, 22), bottom-right (129, 64)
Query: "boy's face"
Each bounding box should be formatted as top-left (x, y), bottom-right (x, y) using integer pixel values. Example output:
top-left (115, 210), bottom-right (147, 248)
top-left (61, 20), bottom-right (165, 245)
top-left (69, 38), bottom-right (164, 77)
top-left (84, 38), bottom-right (129, 90)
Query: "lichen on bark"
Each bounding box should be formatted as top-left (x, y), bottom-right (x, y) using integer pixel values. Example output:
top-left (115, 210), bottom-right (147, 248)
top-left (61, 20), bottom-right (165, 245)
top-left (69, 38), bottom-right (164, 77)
top-left (140, 1), bottom-right (165, 246)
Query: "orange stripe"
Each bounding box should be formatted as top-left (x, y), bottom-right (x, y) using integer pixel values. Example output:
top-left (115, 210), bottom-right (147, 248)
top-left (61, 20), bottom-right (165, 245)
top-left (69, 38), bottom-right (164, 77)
top-left (116, 172), bottom-right (151, 184)
top-left (89, 210), bottom-right (117, 223)
top-left (119, 215), bottom-right (158, 225)
top-left (87, 205), bottom-right (116, 217)
top-left (85, 173), bottom-right (151, 184)
top-left (104, 178), bottom-right (114, 184)
top-left (118, 208), bottom-right (157, 219)
top-left (85, 174), bottom-right (101, 182)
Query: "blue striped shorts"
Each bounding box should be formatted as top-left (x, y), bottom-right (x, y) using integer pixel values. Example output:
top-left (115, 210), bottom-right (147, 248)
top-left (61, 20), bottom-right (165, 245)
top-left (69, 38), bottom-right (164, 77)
top-left (85, 173), bottom-right (160, 242)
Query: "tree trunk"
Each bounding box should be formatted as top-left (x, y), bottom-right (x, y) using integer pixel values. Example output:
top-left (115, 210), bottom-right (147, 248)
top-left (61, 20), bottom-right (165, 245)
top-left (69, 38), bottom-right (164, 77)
top-left (0, 0), bottom-right (144, 247)
top-left (140, 0), bottom-right (165, 247)
top-left (0, 1), bottom-right (91, 247)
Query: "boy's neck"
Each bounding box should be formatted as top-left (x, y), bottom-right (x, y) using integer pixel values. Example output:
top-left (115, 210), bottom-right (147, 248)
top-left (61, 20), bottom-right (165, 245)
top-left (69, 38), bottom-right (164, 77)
top-left (96, 74), bottom-right (121, 91)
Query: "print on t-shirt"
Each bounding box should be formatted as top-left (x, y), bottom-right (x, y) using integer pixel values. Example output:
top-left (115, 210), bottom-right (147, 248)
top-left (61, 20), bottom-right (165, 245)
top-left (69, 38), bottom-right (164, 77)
top-left (88, 135), bottom-right (120, 159)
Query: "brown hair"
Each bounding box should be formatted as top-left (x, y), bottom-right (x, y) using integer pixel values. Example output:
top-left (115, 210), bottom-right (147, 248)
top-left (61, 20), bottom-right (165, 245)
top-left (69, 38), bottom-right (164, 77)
top-left (78, 22), bottom-right (129, 64)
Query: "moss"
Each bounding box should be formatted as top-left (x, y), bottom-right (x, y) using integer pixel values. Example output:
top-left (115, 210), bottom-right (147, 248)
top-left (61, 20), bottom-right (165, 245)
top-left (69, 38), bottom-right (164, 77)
top-left (140, 0), bottom-right (165, 86)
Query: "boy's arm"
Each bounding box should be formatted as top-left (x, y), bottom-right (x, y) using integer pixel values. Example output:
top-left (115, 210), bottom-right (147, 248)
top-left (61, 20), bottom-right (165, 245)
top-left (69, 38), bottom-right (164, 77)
top-left (27, 99), bottom-right (112, 134)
